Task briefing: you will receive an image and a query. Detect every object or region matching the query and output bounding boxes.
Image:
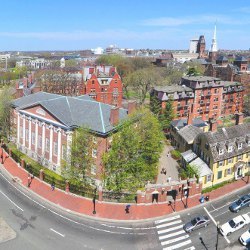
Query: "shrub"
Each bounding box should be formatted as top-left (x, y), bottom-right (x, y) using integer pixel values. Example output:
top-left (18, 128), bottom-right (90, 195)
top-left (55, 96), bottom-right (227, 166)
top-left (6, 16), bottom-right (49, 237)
top-left (170, 150), bottom-right (181, 160)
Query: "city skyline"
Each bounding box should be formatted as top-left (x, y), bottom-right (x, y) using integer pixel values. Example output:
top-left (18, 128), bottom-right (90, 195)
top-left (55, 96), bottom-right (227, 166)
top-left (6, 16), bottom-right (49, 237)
top-left (0, 0), bottom-right (250, 51)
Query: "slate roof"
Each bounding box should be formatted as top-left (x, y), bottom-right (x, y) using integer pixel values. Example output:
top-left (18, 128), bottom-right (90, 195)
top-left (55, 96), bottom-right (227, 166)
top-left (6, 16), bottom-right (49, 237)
top-left (203, 123), bottom-right (250, 162)
top-left (216, 56), bottom-right (228, 62)
top-left (154, 85), bottom-right (193, 93)
top-left (182, 76), bottom-right (220, 82)
top-left (171, 118), bottom-right (208, 130)
top-left (178, 125), bottom-right (203, 144)
top-left (234, 56), bottom-right (248, 62)
top-left (12, 92), bottom-right (128, 135)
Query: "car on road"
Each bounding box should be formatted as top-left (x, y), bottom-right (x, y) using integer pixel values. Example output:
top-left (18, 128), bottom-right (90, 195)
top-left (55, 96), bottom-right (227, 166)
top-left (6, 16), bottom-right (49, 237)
top-left (229, 194), bottom-right (250, 213)
top-left (220, 214), bottom-right (250, 236)
top-left (183, 215), bottom-right (210, 233)
top-left (239, 228), bottom-right (250, 246)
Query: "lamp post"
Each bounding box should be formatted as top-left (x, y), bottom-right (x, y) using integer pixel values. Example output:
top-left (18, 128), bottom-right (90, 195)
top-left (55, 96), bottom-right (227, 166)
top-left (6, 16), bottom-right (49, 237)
top-left (1, 139), bottom-right (4, 164)
top-left (92, 187), bottom-right (97, 214)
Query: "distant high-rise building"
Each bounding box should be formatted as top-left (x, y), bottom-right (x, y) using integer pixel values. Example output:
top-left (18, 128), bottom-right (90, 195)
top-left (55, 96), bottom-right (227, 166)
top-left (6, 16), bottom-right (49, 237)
top-left (189, 38), bottom-right (199, 53)
top-left (197, 35), bottom-right (206, 58)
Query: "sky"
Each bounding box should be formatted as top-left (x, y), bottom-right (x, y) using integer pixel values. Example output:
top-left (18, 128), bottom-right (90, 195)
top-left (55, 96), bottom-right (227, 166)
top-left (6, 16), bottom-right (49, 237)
top-left (0, 0), bottom-right (250, 51)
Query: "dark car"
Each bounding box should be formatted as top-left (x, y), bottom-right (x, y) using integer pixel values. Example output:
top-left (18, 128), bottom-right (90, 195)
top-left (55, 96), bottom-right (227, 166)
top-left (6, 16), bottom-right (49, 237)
top-left (229, 194), bottom-right (250, 213)
top-left (183, 215), bottom-right (210, 233)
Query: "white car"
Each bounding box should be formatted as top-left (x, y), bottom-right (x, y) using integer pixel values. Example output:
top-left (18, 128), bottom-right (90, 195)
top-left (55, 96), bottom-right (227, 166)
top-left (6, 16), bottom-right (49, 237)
top-left (220, 214), bottom-right (250, 236)
top-left (239, 228), bottom-right (250, 246)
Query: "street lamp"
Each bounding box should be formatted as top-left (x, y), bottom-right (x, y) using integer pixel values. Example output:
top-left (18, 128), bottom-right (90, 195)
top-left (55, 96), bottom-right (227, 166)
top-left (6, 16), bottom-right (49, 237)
top-left (1, 139), bottom-right (4, 164)
top-left (92, 187), bottom-right (97, 214)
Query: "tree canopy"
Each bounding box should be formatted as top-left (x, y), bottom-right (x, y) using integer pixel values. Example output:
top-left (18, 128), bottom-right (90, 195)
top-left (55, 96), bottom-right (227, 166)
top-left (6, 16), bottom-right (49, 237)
top-left (102, 108), bottom-right (164, 192)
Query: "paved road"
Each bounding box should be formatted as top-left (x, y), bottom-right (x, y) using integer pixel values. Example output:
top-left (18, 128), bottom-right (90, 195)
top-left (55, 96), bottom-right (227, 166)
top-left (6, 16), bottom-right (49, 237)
top-left (0, 170), bottom-right (159, 250)
top-left (153, 186), bottom-right (250, 250)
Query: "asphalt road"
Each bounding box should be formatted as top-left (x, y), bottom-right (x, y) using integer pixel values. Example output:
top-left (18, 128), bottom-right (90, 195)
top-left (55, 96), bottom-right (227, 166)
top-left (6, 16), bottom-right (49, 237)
top-left (0, 170), bottom-right (159, 250)
top-left (153, 185), bottom-right (250, 250)
top-left (0, 165), bottom-right (250, 250)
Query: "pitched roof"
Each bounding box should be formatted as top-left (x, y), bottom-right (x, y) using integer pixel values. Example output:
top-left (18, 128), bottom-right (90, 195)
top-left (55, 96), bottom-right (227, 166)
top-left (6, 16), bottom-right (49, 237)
top-left (12, 92), bottom-right (128, 135)
top-left (234, 56), bottom-right (248, 62)
top-left (216, 56), bottom-right (228, 61)
top-left (178, 125), bottom-right (203, 144)
top-left (171, 118), bottom-right (208, 130)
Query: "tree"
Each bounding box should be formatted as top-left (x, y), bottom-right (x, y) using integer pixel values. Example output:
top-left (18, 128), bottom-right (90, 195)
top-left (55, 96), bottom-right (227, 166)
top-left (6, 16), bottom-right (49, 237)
top-left (61, 127), bottom-right (95, 186)
top-left (0, 87), bottom-right (13, 138)
top-left (159, 98), bottom-right (175, 130)
top-left (102, 108), bottom-right (164, 192)
top-left (150, 91), bottom-right (162, 117)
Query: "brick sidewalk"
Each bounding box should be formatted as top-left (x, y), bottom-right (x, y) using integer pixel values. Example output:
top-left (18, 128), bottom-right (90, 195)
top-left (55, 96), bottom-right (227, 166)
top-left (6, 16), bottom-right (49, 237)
top-left (1, 150), bottom-right (249, 221)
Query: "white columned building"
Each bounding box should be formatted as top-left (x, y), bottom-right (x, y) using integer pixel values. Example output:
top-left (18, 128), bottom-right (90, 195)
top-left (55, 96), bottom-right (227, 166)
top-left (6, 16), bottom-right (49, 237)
top-left (49, 125), bottom-right (53, 163)
top-left (57, 128), bottom-right (62, 166)
top-left (22, 115), bottom-right (26, 147)
top-left (17, 113), bottom-right (20, 144)
top-left (42, 123), bottom-right (45, 156)
top-left (28, 117), bottom-right (32, 150)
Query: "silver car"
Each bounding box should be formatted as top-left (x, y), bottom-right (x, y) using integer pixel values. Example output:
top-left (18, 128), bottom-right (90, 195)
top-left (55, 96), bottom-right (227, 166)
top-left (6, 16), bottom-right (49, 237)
top-left (183, 215), bottom-right (210, 233)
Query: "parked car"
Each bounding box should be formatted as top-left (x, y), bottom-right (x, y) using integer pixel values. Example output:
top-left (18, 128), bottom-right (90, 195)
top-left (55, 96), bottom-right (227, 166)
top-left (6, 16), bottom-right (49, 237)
top-left (220, 214), bottom-right (250, 236)
top-left (229, 194), bottom-right (250, 213)
top-left (183, 215), bottom-right (210, 233)
top-left (239, 228), bottom-right (250, 246)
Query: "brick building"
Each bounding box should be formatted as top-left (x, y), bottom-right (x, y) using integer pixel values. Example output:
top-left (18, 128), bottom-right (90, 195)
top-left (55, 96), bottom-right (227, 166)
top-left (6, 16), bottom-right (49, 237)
top-left (83, 65), bottom-right (123, 107)
top-left (11, 92), bottom-right (134, 181)
top-left (151, 76), bottom-right (244, 121)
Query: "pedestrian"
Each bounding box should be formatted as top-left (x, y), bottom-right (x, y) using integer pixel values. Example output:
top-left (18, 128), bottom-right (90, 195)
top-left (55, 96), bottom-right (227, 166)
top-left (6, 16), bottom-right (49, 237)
top-left (164, 169), bottom-right (167, 175)
top-left (125, 204), bottom-right (131, 214)
top-left (167, 176), bottom-right (171, 183)
top-left (51, 182), bottom-right (55, 191)
top-left (27, 174), bottom-right (31, 187)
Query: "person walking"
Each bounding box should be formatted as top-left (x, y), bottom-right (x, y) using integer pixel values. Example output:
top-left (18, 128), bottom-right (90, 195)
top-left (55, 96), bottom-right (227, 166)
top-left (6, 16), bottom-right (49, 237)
top-left (27, 174), bottom-right (31, 187)
top-left (51, 182), bottom-right (55, 191)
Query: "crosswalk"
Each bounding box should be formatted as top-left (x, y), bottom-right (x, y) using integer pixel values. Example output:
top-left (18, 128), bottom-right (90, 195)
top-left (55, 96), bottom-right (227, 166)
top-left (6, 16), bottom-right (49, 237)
top-left (155, 215), bottom-right (195, 250)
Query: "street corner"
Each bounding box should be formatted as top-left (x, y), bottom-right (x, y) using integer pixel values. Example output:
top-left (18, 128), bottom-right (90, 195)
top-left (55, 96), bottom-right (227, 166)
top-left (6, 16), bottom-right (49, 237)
top-left (0, 217), bottom-right (16, 243)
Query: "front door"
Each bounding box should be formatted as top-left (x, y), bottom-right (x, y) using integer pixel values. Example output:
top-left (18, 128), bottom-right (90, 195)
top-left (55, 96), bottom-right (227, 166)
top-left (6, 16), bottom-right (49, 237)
top-left (237, 167), bottom-right (242, 178)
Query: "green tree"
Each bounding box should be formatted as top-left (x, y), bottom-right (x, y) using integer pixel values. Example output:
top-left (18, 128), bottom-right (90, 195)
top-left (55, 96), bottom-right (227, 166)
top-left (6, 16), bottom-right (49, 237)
top-left (0, 87), bottom-right (13, 138)
top-left (102, 108), bottom-right (164, 192)
top-left (159, 98), bottom-right (175, 130)
top-left (61, 127), bottom-right (95, 186)
top-left (150, 91), bottom-right (162, 117)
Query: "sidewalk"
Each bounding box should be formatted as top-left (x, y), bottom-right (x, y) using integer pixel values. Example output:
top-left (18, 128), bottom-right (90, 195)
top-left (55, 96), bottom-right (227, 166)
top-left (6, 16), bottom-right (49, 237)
top-left (1, 150), bottom-right (249, 222)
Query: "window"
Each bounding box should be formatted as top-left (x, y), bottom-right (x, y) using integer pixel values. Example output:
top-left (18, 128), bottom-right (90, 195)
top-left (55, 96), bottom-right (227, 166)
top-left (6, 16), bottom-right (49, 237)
top-left (91, 164), bottom-right (96, 175)
top-left (228, 158), bottom-right (233, 164)
top-left (45, 138), bottom-right (50, 152)
top-left (25, 129), bottom-right (29, 141)
top-left (31, 132), bottom-right (35, 145)
top-left (228, 145), bottom-right (233, 153)
top-left (53, 142), bottom-right (58, 155)
top-left (237, 155), bottom-right (242, 160)
top-left (113, 87), bottom-right (118, 94)
top-left (238, 143), bottom-right (242, 149)
top-left (207, 175), bottom-right (212, 182)
top-left (38, 135), bottom-right (42, 149)
top-left (62, 145), bottom-right (67, 160)
top-left (217, 171), bottom-right (222, 179)
top-left (219, 149), bottom-right (224, 155)
top-left (218, 161), bottom-right (224, 167)
top-left (92, 80), bottom-right (95, 84)
top-left (214, 89), bottom-right (218, 94)
top-left (227, 168), bottom-right (232, 175)
top-left (205, 143), bottom-right (209, 150)
top-left (92, 149), bottom-right (97, 158)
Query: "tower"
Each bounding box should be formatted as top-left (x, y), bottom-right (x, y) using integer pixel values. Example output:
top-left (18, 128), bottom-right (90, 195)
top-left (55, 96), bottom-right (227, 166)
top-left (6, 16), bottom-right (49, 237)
top-left (197, 35), bottom-right (206, 58)
top-left (209, 24), bottom-right (218, 62)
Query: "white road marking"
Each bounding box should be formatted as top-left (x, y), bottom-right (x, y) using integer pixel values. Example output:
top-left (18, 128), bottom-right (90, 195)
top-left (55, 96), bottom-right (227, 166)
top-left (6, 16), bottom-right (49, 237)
top-left (0, 190), bottom-right (24, 211)
top-left (0, 173), bottom-right (148, 235)
top-left (155, 215), bottom-right (180, 224)
top-left (157, 224), bottom-right (183, 234)
top-left (224, 235), bottom-right (230, 244)
top-left (161, 234), bottom-right (189, 246)
top-left (156, 220), bottom-right (182, 229)
top-left (100, 224), bottom-right (156, 230)
top-left (50, 228), bottom-right (65, 237)
top-left (214, 210), bottom-right (229, 218)
top-left (159, 230), bottom-right (185, 240)
top-left (163, 239), bottom-right (192, 250)
top-left (204, 207), bottom-right (217, 226)
top-left (210, 202), bottom-right (231, 213)
top-left (210, 204), bottom-right (216, 210)
top-left (183, 246), bottom-right (195, 250)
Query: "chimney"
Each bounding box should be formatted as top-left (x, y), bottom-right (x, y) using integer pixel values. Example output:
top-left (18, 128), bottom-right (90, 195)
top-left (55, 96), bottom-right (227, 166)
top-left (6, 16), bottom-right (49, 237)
top-left (110, 107), bottom-right (119, 126)
top-left (128, 101), bottom-right (137, 115)
top-left (209, 118), bottom-right (217, 132)
top-left (187, 104), bottom-right (193, 125)
top-left (235, 112), bottom-right (243, 125)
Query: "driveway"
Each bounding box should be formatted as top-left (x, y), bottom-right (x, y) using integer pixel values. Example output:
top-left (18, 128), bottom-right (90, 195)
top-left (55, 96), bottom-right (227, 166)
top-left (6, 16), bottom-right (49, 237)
top-left (157, 144), bottom-right (179, 184)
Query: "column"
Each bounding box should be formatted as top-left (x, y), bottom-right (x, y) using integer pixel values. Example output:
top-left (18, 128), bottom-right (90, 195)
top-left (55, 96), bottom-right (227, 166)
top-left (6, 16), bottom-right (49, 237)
top-left (17, 113), bottom-right (20, 144)
top-left (35, 119), bottom-right (38, 153)
top-left (49, 125), bottom-right (53, 162)
top-left (42, 123), bottom-right (45, 155)
top-left (57, 128), bottom-right (62, 166)
top-left (28, 117), bottom-right (31, 150)
top-left (22, 115), bottom-right (26, 147)
top-left (66, 131), bottom-right (73, 163)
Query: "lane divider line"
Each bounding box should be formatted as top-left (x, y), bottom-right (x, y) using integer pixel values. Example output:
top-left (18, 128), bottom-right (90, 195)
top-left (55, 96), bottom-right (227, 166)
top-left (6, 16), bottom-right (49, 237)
top-left (0, 190), bottom-right (24, 211)
top-left (50, 228), bottom-right (65, 237)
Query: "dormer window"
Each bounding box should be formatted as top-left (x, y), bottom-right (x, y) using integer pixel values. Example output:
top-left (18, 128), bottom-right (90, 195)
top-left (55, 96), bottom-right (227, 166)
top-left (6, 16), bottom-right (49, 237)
top-left (228, 145), bottom-right (233, 153)
top-left (238, 143), bottom-right (242, 150)
top-left (219, 149), bottom-right (224, 155)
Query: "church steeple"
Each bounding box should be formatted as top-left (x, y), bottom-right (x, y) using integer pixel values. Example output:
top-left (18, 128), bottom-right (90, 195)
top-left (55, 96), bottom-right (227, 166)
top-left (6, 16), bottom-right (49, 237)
top-left (210, 23), bottom-right (217, 52)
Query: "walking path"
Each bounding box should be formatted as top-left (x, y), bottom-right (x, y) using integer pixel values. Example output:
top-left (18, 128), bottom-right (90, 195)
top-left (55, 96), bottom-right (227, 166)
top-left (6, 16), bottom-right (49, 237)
top-left (1, 150), bottom-right (249, 222)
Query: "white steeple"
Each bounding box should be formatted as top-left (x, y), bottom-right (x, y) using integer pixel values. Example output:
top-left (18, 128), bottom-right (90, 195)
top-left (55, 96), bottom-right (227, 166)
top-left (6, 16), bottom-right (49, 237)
top-left (210, 23), bottom-right (217, 52)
